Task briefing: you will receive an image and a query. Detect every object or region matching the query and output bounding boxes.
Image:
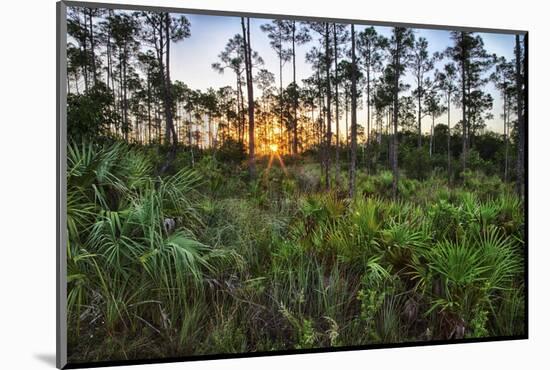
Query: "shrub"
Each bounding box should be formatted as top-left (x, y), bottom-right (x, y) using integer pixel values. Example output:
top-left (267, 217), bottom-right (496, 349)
top-left (403, 147), bottom-right (432, 180)
top-left (215, 138), bottom-right (247, 164)
top-left (411, 228), bottom-right (522, 339)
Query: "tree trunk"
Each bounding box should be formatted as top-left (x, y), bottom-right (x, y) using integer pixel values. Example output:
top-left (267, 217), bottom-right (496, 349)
top-left (447, 95), bottom-right (452, 182)
top-left (349, 24), bottom-right (358, 198)
top-left (318, 68), bottom-right (324, 181)
top-left (429, 114), bottom-right (434, 157)
top-left (461, 32), bottom-right (468, 175)
top-left (387, 109), bottom-right (391, 168)
top-left (345, 89), bottom-right (349, 160)
top-left (391, 38), bottom-right (401, 199)
top-left (366, 65), bottom-right (371, 173)
top-left (238, 76), bottom-right (246, 143)
top-left (78, 12), bottom-right (89, 92)
top-left (242, 17), bottom-right (256, 179)
top-left (161, 26), bottom-right (172, 146)
top-left (88, 10), bottom-right (97, 85)
top-left (165, 16), bottom-right (177, 145)
top-left (324, 23), bottom-right (332, 189)
top-left (159, 14), bottom-right (178, 174)
top-left (123, 50), bottom-right (128, 142)
top-left (467, 77), bottom-right (472, 148)
top-left (333, 24), bottom-right (340, 185)
top-left (147, 74), bottom-right (152, 144)
top-left (417, 75), bottom-right (422, 148)
top-left (310, 105), bottom-right (315, 149)
top-left (155, 107), bottom-right (161, 141)
top-left (106, 18), bottom-right (116, 131)
top-left (502, 91), bottom-right (508, 182)
top-left (187, 111), bottom-right (195, 166)
top-left (279, 29), bottom-right (284, 154)
top-left (515, 34), bottom-right (525, 197)
top-left (236, 76), bottom-right (243, 143)
top-left (208, 112), bottom-right (212, 148)
top-left (292, 22), bottom-right (298, 155)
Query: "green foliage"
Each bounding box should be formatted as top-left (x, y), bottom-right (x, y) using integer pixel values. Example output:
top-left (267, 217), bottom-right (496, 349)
top-left (279, 305), bottom-right (319, 349)
top-left (463, 170), bottom-right (502, 198)
top-left (357, 258), bottom-right (394, 341)
top-left (403, 147), bottom-right (432, 180)
top-left (491, 287), bottom-right (525, 337)
top-left (216, 137), bottom-right (247, 163)
top-left (359, 171), bottom-right (395, 198)
top-left (68, 145), bottom-right (525, 361)
top-left (68, 82), bottom-right (116, 142)
top-left (67, 141), bottom-right (240, 359)
top-left (467, 149), bottom-right (495, 176)
top-left (410, 227), bottom-right (522, 339)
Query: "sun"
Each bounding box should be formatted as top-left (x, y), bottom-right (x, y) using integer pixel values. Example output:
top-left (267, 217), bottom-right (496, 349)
top-left (269, 144), bottom-right (278, 153)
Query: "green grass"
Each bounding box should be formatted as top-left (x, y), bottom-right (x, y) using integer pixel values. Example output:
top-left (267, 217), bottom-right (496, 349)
top-left (67, 142), bottom-right (525, 363)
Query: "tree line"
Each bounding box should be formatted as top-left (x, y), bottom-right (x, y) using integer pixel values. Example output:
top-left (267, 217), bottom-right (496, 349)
top-left (66, 7), bottom-right (526, 197)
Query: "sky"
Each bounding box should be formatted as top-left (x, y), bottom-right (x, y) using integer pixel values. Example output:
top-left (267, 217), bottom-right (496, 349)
top-left (168, 12), bottom-right (516, 135)
top-left (70, 8), bottom-right (517, 136)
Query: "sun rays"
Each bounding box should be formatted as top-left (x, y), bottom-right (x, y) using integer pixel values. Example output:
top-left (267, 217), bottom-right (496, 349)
top-left (263, 143), bottom-right (288, 183)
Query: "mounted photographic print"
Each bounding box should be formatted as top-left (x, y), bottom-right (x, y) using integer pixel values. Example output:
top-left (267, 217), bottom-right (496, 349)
top-left (56, 1), bottom-right (528, 368)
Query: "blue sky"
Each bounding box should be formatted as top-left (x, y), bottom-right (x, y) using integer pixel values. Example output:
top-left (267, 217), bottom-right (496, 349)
top-left (169, 12), bottom-right (516, 135)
